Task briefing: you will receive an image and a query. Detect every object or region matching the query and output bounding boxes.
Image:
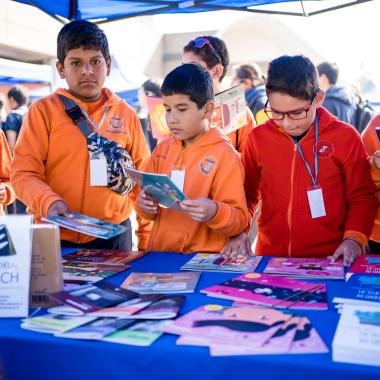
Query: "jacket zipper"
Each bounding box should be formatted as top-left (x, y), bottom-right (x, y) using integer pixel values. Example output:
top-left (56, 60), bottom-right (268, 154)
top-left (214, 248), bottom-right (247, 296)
top-left (287, 143), bottom-right (297, 257)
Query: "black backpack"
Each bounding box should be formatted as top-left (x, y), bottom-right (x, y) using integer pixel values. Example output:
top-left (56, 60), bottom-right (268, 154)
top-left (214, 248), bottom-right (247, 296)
top-left (354, 100), bottom-right (375, 133)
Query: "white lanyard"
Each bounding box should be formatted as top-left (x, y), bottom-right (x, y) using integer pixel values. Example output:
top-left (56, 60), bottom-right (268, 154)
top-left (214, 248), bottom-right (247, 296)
top-left (81, 106), bottom-right (110, 146)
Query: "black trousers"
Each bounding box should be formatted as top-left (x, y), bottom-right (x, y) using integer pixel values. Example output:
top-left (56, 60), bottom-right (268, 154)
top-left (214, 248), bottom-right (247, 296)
top-left (62, 219), bottom-right (132, 250)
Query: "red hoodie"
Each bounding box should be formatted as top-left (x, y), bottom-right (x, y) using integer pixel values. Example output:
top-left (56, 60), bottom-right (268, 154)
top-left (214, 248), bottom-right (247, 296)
top-left (242, 107), bottom-right (376, 257)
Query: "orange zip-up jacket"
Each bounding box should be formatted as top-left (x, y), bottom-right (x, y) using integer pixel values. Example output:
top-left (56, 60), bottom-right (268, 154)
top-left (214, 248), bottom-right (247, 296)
top-left (11, 88), bottom-right (151, 248)
top-left (242, 107), bottom-right (376, 257)
top-left (362, 114), bottom-right (380, 243)
top-left (227, 107), bottom-right (255, 153)
top-left (0, 130), bottom-right (15, 215)
top-left (135, 128), bottom-right (249, 253)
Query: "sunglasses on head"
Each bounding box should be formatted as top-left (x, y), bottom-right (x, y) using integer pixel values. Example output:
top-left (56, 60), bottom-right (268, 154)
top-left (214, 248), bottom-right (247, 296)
top-left (193, 37), bottom-right (222, 64)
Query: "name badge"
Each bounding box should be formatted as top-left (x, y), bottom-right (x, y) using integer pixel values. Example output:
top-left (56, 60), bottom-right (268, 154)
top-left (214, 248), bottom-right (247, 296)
top-left (307, 186), bottom-right (326, 219)
top-left (171, 170), bottom-right (185, 192)
top-left (90, 158), bottom-right (108, 186)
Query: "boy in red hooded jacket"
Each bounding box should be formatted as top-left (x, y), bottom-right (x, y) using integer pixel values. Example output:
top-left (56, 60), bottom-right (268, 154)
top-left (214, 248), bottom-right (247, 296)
top-left (222, 55), bottom-right (376, 266)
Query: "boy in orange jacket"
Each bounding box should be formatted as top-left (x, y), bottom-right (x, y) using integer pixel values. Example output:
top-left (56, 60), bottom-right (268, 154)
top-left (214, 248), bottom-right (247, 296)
top-left (136, 64), bottom-right (249, 253)
top-left (362, 115), bottom-right (380, 253)
top-left (222, 55), bottom-right (376, 266)
top-left (0, 130), bottom-right (15, 214)
top-left (11, 20), bottom-right (150, 250)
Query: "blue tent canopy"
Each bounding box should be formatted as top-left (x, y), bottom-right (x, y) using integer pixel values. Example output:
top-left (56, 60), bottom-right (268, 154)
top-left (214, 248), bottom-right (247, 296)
top-left (14, 0), bottom-right (373, 23)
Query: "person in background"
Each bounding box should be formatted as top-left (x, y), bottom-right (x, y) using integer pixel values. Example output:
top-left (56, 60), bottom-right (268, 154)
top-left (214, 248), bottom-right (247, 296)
top-left (136, 64), bottom-right (249, 253)
top-left (138, 79), bottom-right (162, 152)
top-left (222, 55), bottom-right (376, 266)
top-left (11, 20), bottom-right (151, 250)
top-left (233, 63), bottom-right (268, 125)
top-left (4, 85), bottom-right (29, 153)
top-left (361, 115), bottom-right (380, 253)
top-left (182, 36), bottom-right (255, 153)
top-left (317, 61), bottom-right (356, 125)
top-left (0, 93), bottom-right (6, 130)
top-left (0, 129), bottom-right (15, 215)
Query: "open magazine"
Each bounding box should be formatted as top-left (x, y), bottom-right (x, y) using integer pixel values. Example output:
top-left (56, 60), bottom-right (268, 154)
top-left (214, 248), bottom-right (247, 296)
top-left (146, 84), bottom-right (247, 141)
top-left (125, 168), bottom-right (187, 209)
top-left (213, 83), bottom-right (247, 134)
top-left (42, 211), bottom-right (126, 240)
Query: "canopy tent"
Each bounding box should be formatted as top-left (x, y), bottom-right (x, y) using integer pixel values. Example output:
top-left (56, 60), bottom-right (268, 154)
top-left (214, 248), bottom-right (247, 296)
top-left (14, 0), bottom-right (373, 23)
top-left (0, 58), bottom-right (52, 86)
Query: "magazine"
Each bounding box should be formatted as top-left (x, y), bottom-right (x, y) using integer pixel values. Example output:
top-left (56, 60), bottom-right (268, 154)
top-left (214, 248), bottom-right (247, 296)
top-left (145, 96), bottom-right (171, 141)
top-left (349, 254), bottom-right (380, 275)
top-left (50, 282), bottom-right (140, 313)
top-left (122, 272), bottom-right (200, 294)
top-left (207, 316), bottom-right (300, 356)
top-left (62, 260), bottom-right (129, 283)
top-left (89, 294), bottom-right (163, 318)
top-left (263, 257), bottom-right (345, 280)
top-left (62, 249), bottom-right (146, 266)
top-left (131, 295), bottom-right (185, 319)
top-left (164, 304), bottom-right (290, 348)
top-left (124, 168), bottom-right (187, 209)
top-left (104, 320), bottom-right (171, 346)
top-left (202, 273), bottom-right (327, 310)
top-left (213, 83), bottom-right (248, 134)
top-left (42, 211), bottom-right (126, 240)
top-left (56, 317), bottom-right (135, 340)
top-left (181, 253), bottom-right (262, 273)
top-left (333, 304), bottom-right (380, 366)
top-left (21, 313), bottom-right (97, 334)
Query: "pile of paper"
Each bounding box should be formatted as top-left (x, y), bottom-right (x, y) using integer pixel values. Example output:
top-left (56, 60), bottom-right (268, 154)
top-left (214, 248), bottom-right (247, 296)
top-left (164, 304), bottom-right (328, 356)
top-left (333, 304), bottom-right (380, 366)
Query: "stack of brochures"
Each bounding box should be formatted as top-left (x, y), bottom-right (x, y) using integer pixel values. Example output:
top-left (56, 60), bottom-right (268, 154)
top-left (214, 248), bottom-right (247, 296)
top-left (263, 257), bottom-right (345, 280)
top-left (21, 282), bottom-right (185, 346)
top-left (42, 211), bottom-right (127, 240)
top-left (333, 304), bottom-right (380, 366)
top-left (61, 249), bottom-right (147, 287)
top-left (332, 255), bottom-right (380, 311)
top-left (180, 253), bottom-right (262, 273)
top-left (163, 304), bottom-right (328, 356)
top-left (201, 273), bottom-right (328, 310)
top-left (121, 272), bottom-right (201, 294)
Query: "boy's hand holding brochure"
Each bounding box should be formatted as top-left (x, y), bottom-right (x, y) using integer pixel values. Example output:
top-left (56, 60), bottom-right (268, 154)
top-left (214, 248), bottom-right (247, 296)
top-left (138, 191), bottom-right (159, 215)
top-left (47, 200), bottom-right (72, 217)
top-left (180, 198), bottom-right (217, 223)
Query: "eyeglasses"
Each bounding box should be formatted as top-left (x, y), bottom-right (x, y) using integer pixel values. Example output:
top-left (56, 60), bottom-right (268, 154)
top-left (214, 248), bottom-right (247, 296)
top-left (264, 91), bottom-right (319, 121)
top-left (193, 37), bottom-right (222, 64)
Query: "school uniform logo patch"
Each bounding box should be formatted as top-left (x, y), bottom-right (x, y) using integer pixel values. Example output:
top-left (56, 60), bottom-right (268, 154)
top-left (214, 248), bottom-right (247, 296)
top-left (109, 117), bottom-right (124, 130)
top-left (199, 156), bottom-right (216, 176)
top-left (314, 140), bottom-right (334, 159)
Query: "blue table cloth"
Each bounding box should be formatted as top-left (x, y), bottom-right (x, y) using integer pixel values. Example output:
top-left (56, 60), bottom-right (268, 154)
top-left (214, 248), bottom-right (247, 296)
top-left (1, 251), bottom-right (379, 380)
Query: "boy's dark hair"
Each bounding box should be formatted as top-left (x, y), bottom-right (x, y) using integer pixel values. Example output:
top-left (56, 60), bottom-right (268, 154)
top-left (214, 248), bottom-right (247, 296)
top-left (183, 36), bottom-right (229, 82)
top-left (7, 85), bottom-right (28, 106)
top-left (161, 64), bottom-right (214, 109)
top-left (266, 55), bottom-right (319, 101)
top-left (235, 63), bottom-right (265, 86)
top-left (57, 20), bottom-right (110, 64)
top-left (317, 61), bottom-right (339, 85)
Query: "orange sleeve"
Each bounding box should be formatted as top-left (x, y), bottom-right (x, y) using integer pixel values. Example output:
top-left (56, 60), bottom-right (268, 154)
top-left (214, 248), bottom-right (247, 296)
top-left (361, 115), bottom-right (380, 156)
top-left (127, 112), bottom-right (153, 249)
top-left (0, 130), bottom-right (15, 205)
top-left (206, 154), bottom-right (249, 237)
top-left (10, 101), bottom-right (63, 216)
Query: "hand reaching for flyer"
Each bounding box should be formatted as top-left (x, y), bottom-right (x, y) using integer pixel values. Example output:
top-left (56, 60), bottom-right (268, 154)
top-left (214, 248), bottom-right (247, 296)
top-left (328, 239), bottom-right (362, 267)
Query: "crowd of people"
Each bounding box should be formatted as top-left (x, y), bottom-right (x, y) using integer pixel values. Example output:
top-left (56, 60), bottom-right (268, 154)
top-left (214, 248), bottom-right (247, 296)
top-left (0, 20), bottom-right (379, 265)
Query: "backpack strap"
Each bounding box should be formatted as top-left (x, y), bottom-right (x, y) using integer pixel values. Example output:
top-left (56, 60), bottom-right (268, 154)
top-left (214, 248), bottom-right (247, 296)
top-left (58, 94), bottom-right (93, 137)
